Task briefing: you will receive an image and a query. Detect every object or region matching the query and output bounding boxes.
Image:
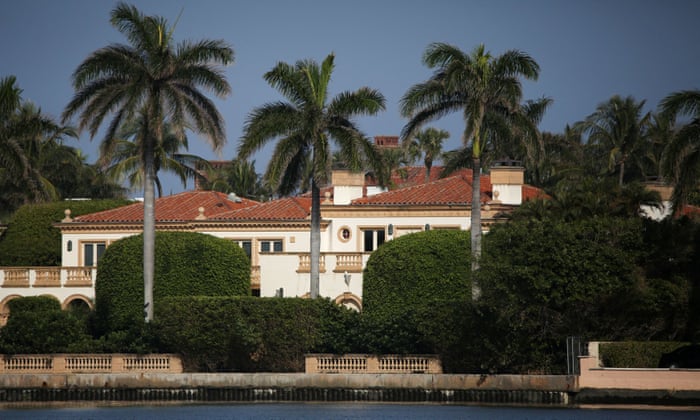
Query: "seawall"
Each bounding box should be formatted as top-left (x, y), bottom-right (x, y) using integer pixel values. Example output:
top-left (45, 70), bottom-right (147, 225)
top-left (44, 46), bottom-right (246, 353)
top-left (0, 373), bottom-right (573, 405)
top-left (1, 373), bottom-right (699, 406)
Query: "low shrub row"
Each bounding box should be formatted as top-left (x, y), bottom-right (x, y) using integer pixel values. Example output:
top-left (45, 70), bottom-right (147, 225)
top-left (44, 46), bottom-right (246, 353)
top-left (155, 296), bottom-right (358, 372)
top-left (599, 341), bottom-right (689, 368)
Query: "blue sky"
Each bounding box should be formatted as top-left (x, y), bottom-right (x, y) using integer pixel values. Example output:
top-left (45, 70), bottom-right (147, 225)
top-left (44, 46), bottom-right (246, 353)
top-left (2, 0), bottom-right (699, 195)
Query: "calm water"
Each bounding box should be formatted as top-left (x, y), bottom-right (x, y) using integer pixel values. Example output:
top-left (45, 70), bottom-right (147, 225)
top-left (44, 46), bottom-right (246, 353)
top-left (1, 403), bottom-right (698, 420)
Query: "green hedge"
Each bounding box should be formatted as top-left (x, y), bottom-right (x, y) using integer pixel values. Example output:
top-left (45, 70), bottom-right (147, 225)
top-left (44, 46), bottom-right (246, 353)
top-left (358, 230), bottom-right (472, 363)
top-left (155, 296), bottom-right (358, 372)
top-left (600, 341), bottom-right (689, 368)
top-left (0, 296), bottom-right (93, 354)
top-left (95, 232), bottom-right (251, 332)
top-left (0, 199), bottom-right (130, 266)
top-left (362, 229), bottom-right (471, 317)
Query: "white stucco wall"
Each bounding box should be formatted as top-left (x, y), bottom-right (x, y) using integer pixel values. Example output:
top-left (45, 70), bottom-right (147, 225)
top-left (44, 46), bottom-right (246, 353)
top-left (640, 201), bottom-right (673, 221)
top-left (491, 184), bottom-right (522, 205)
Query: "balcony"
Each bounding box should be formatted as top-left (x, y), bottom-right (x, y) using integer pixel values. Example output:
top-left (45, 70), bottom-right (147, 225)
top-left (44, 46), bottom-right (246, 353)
top-left (296, 253), bottom-right (367, 274)
top-left (0, 267), bottom-right (96, 289)
top-left (296, 254), bottom-right (327, 273)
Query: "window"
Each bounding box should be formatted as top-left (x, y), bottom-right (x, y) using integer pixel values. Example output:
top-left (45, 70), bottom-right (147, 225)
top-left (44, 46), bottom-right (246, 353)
top-left (338, 227), bottom-right (352, 242)
top-left (232, 240), bottom-right (252, 259)
top-left (260, 239), bottom-right (283, 253)
top-left (362, 229), bottom-right (385, 252)
top-left (83, 242), bottom-right (106, 267)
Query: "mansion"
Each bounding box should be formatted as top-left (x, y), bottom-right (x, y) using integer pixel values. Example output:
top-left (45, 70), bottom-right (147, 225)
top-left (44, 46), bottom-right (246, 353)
top-left (0, 161), bottom-right (545, 316)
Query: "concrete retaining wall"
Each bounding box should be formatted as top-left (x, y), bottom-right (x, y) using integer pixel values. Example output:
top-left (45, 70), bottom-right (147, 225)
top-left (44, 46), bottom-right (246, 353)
top-left (0, 373), bottom-right (575, 391)
top-left (0, 373), bottom-right (574, 405)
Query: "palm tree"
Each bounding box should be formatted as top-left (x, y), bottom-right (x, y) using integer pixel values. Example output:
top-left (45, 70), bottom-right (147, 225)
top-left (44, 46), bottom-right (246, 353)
top-left (239, 53), bottom-right (385, 298)
top-left (578, 95), bottom-right (650, 186)
top-left (643, 112), bottom-right (674, 181)
top-left (199, 158), bottom-right (271, 201)
top-left (405, 127), bottom-right (449, 183)
top-left (1, 76), bottom-right (78, 215)
top-left (1, 77), bottom-right (30, 190)
top-left (62, 2), bottom-right (233, 321)
top-left (100, 114), bottom-right (210, 197)
top-left (532, 126), bottom-right (585, 190)
top-left (660, 90), bottom-right (700, 211)
top-left (400, 43), bottom-right (539, 297)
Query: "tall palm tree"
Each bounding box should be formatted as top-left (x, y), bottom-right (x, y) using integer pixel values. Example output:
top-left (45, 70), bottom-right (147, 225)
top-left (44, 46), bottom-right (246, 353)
top-left (62, 2), bottom-right (233, 321)
top-left (405, 127), bottom-right (449, 182)
top-left (660, 90), bottom-right (700, 211)
top-left (578, 95), bottom-right (650, 186)
top-left (239, 53), bottom-right (385, 298)
top-left (400, 43), bottom-right (539, 297)
top-left (100, 114), bottom-right (210, 197)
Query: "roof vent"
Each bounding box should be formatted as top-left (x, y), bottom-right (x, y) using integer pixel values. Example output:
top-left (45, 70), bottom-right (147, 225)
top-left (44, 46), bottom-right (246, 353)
top-left (228, 192), bottom-right (243, 203)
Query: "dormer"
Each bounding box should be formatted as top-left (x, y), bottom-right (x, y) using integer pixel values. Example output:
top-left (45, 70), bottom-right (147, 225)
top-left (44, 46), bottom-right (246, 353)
top-left (490, 159), bottom-right (524, 205)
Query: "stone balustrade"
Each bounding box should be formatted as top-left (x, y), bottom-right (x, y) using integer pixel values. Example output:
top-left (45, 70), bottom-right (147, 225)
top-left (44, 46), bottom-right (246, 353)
top-left (305, 354), bottom-right (442, 374)
top-left (296, 254), bottom-right (326, 273)
top-left (0, 354), bottom-right (183, 374)
top-left (0, 267), bottom-right (95, 289)
top-left (332, 254), bottom-right (364, 273)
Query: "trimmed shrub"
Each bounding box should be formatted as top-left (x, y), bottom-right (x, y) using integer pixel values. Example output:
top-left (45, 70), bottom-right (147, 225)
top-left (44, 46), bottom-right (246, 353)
top-left (95, 231), bottom-right (250, 332)
top-left (155, 296), bottom-right (357, 372)
top-left (360, 229), bottom-right (471, 356)
top-left (0, 199), bottom-right (130, 266)
top-left (600, 341), bottom-right (689, 368)
top-left (0, 296), bottom-right (92, 354)
top-left (362, 229), bottom-right (471, 317)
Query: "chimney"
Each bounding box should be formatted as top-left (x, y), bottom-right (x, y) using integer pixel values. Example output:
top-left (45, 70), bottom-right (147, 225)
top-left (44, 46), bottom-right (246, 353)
top-left (331, 170), bottom-right (365, 205)
top-left (373, 135), bottom-right (399, 149)
top-left (489, 159), bottom-right (524, 205)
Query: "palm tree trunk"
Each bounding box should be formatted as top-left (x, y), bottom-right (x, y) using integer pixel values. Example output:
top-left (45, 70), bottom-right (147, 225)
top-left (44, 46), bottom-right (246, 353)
top-left (310, 178), bottom-right (321, 298)
top-left (618, 159), bottom-right (625, 186)
top-left (470, 157), bottom-right (482, 300)
top-left (143, 140), bottom-right (156, 322)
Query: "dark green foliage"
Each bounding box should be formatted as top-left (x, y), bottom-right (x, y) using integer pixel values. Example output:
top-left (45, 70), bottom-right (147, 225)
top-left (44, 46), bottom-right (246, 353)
top-left (363, 229), bottom-right (471, 317)
top-left (600, 341), bottom-right (688, 368)
top-left (0, 296), bottom-right (93, 354)
top-left (360, 230), bottom-right (471, 365)
top-left (95, 232), bottom-right (250, 332)
top-left (155, 296), bottom-right (357, 372)
top-left (476, 216), bottom-right (691, 373)
top-left (0, 199), bottom-right (130, 266)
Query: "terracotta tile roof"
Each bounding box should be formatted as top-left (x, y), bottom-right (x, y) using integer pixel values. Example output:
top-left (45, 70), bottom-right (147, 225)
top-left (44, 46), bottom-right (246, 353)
top-left (352, 172), bottom-right (491, 206)
top-left (391, 166), bottom-right (447, 188)
top-left (353, 167), bottom-right (546, 207)
top-left (212, 197), bottom-right (312, 221)
top-left (522, 185), bottom-right (550, 201)
top-left (72, 191), bottom-right (258, 223)
top-left (679, 204), bottom-right (700, 218)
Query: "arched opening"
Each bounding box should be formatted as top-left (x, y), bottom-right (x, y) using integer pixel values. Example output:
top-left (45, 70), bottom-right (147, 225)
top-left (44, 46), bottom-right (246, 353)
top-left (63, 295), bottom-right (93, 319)
top-left (0, 295), bottom-right (22, 327)
top-left (334, 292), bottom-right (362, 312)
